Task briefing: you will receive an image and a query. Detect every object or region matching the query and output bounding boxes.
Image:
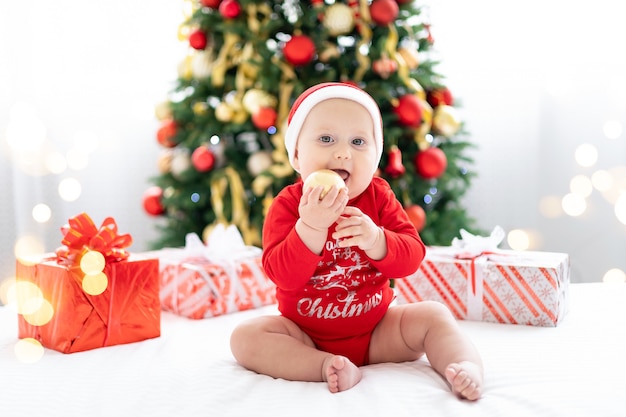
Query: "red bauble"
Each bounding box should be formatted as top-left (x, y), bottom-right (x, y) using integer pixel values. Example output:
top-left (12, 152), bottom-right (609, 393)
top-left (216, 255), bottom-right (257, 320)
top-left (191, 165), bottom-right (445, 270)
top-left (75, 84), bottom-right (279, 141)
top-left (219, 0), bottom-right (241, 18)
top-left (189, 29), bottom-right (207, 50)
top-left (156, 119), bottom-right (178, 148)
top-left (394, 94), bottom-right (422, 127)
top-left (384, 145), bottom-right (405, 178)
top-left (370, 0), bottom-right (399, 26)
top-left (252, 107), bottom-right (277, 130)
top-left (415, 147), bottom-right (447, 179)
top-left (427, 87), bottom-right (454, 107)
top-left (283, 35), bottom-right (316, 66)
top-left (200, 0), bottom-right (221, 8)
top-left (191, 145), bottom-right (215, 172)
top-left (405, 204), bottom-right (426, 232)
top-left (142, 186), bottom-right (165, 216)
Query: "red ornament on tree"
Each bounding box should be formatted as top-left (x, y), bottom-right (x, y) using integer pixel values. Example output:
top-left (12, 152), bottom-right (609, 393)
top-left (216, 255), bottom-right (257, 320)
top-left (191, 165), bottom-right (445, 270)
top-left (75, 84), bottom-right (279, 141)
top-left (191, 145), bottom-right (215, 172)
top-left (415, 147), bottom-right (448, 179)
top-left (219, 0), bottom-right (241, 19)
top-left (189, 29), bottom-right (207, 50)
top-left (252, 107), bottom-right (277, 130)
top-left (372, 55), bottom-right (398, 79)
top-left (384, 145), bottom-right (405, 177)
top-left (142, 186), bottom-right (165, 216)
top-left (394, 94), bottom-right (423, 127)
top-left (157, 119), bottom-right (178, 148)
top-left (370, 0), bottom-right (399, 26)
top-left (405, 204), bottom-right (426, 232)
top-left (283, 34), bottom-right (316, 66)
top-left (200, 0), bottom-right (221, 8)
top-left (427, 87), bottom-right (454, 107)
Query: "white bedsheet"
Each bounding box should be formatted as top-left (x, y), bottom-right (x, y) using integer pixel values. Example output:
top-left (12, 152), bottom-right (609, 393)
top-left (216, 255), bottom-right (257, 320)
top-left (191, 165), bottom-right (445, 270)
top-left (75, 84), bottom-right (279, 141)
top-left (1, 283), bottom-right (625, 417)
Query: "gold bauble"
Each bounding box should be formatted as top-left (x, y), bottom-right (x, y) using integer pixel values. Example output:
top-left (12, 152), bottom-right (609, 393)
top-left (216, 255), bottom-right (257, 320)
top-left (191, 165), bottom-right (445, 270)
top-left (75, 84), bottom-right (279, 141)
top-left (247, 151), bottom-right (273, 176)
top-left (324, 3), bottom-right (355, 36)
top-left (191, 50), bottom-right (214, 79)
top-left (242, 89), bottom-right (277, 114)
top-left (433, 105), bottom-right (461, 137)
top-left (215, 102), bottom-right (234, 122)
top-left (154, 101), bottom-right (172, 121)
top-left (157, 150), bottom-right (173, 174)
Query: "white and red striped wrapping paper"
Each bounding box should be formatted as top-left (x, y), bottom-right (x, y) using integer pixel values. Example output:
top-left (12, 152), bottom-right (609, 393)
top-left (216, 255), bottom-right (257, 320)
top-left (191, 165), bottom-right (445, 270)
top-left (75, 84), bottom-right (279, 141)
top-left (395, 247), bottom-right (570, 327)
top-left (151, 248), bottom-right (276, 320)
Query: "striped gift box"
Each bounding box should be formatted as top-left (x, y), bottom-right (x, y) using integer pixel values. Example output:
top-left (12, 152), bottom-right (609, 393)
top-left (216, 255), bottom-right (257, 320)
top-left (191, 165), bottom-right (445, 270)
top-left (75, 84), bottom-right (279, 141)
top-left (395, 247), bottom-right (570, 327)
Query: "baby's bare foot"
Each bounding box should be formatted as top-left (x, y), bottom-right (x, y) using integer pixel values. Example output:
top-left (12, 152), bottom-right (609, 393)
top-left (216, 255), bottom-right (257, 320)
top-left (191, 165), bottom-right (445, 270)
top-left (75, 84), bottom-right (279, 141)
top-left (322, 355), bottom-right (362, 393)
top-left (444, 361), bottom-right (483, 401)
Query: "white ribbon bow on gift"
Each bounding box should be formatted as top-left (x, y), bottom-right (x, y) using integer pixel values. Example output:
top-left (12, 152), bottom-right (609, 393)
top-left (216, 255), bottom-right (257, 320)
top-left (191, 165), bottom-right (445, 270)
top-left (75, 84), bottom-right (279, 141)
top-left (184, 224), bottom-right (262, 262)
top-left (450, 226), bottom-right (505, 321)
top-left (183, 225), bottom-right (263, 313)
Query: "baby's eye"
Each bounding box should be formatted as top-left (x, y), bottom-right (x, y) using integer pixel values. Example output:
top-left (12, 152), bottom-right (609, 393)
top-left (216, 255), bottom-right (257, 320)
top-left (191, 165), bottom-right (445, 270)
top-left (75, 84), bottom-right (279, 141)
top-left (352, 138), bottom-right (365, 146)
top-left (319, 135), bottom-right (333, 143)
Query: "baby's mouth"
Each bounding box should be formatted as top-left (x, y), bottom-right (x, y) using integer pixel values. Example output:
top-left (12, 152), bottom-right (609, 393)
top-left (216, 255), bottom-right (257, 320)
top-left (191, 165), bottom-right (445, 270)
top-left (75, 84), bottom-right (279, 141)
top-left (332, 169), bottom-right (350, 182)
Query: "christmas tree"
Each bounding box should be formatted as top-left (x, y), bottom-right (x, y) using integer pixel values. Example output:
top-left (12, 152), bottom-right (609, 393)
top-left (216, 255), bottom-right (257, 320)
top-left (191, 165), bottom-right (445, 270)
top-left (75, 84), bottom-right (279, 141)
top-left (145, 0), bottom-right (479, 249)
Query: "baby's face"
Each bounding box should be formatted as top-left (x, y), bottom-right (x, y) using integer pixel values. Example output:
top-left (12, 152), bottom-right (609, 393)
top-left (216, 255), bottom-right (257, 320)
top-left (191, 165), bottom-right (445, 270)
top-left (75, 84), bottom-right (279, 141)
top-left (293, 98), bottom-right (378, 200)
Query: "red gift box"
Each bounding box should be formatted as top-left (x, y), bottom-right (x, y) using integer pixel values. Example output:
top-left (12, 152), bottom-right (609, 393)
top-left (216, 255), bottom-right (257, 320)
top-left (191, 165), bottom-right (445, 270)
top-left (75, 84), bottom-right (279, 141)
top-left (15, 213), bottom-right (160, 353)
top-left (395, 246), bottom-right (570, 327)
top-left (152, 227), bottom-right (276, 319)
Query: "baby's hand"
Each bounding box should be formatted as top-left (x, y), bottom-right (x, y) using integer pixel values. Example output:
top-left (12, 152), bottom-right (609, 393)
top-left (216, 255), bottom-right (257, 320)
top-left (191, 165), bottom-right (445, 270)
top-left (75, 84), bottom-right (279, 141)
top-left (298, 185), bottom-right (349, 232)
top-left (333, 206), bottom-right (385, 257)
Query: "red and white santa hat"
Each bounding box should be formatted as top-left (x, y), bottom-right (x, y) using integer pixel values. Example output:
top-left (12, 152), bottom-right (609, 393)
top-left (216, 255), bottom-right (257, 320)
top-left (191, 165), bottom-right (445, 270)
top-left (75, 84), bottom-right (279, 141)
top-left (284, 82), bottom-right (384, 171)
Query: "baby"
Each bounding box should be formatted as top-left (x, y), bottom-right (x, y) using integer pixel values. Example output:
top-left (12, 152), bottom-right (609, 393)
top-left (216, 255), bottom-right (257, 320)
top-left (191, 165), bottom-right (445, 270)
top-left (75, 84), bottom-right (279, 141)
top-left (230, 82), bottom-right (483, 400)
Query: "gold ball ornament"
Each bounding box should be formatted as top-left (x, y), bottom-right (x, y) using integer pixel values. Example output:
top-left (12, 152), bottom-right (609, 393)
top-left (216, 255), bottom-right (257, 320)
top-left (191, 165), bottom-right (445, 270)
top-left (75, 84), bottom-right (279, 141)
top-left (215, 102), bottom-right (234, 122)
top-left (324, 3), bottom-right (355, 36)
top-left (170, 150), bottom-right (191, 179)
top-left (247, 151), bottom-right (273, 176)
top-left (303, 169), bottom-right (347, 199)
top-left (191, 51), bottom-right (214, 79)
top-left (432, 105), bottom-right (461, 137)
top-left (242, 89), bottom-right (277, 114)
top-left (154, 101), bottom-right (172, 121)
top-left (157, 150), bottom-right (173, 174)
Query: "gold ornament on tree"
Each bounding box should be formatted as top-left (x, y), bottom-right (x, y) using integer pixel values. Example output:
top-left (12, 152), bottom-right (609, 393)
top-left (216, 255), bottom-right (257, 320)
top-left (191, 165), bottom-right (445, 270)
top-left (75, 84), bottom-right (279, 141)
top-left (323, 3), bottom-right (355, 36)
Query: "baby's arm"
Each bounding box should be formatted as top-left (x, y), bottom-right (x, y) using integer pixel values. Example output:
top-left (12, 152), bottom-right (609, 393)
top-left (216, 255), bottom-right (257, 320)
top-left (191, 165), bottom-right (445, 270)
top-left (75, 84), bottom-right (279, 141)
top-left (297, 185), bottom-right (349, 254)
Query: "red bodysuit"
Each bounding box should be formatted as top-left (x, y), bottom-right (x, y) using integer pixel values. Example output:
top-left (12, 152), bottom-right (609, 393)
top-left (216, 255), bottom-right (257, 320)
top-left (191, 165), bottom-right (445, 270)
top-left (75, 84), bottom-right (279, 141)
top-left (262, 177), bottom-right (426, 366)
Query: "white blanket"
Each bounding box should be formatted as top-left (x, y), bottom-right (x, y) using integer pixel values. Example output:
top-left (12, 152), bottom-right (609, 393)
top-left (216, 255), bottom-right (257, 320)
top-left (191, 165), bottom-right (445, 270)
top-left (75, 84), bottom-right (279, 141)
top-left (1, 283), bottom-right (625, 417)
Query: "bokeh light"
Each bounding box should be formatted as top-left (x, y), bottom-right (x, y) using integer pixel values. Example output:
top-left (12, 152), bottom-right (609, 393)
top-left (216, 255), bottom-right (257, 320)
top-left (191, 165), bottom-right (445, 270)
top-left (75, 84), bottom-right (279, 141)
top-left (14, 338), bottom-right (45, 364)
top-left (11, 281), bottom-right (44, 315)
top-left (569, 175), bottom-right (593, 198)
top-left (615, 193), bottom-right (626, 225)
top-left (574, 144), bottom-right (598, 167)
top-left (603, 268), bottom-right (626, 283)
top-left (22, 298), bottom-right (54, 326)
top-left (80, 251), bottom-right (106, 275)
top-left (32, 203), bottom-right (52, 223)
top-left (82, 272), bottom-right (108, 296)
top-left (0, 277), bottom-right (15, 306)
top-left (14, 235), bottom-right (45, 262)
top-left (603, 120), bottom-right (622, 140)
top-left (561, 193), bottom-right (587, 216)
top-left (507, 229), bottom-right (531, 251)
top-left (44, 151), bottom-right (67, 174)
top-left (539, 195), bottom-right (563, 218)
top-left (58, 177), bottom-right (82, 202)
top-left (591, 169), bottom-right (613, 192)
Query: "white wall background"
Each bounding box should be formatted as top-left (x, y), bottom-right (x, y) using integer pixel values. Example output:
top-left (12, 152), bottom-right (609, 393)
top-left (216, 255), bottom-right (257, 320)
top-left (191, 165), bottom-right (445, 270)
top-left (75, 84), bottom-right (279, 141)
top-left (1, 0), bottom-right (625, 285)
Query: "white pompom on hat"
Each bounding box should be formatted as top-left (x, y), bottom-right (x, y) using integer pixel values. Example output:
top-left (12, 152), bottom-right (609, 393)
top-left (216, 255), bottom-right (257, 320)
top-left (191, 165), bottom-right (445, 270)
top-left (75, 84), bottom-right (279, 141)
top-left (284, 82), bottom-right (384, 172)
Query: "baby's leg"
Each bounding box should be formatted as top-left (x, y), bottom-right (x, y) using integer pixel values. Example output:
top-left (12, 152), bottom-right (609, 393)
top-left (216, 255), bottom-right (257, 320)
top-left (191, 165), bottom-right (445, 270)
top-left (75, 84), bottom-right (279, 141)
top-left (230, 315), bottom-right (362, 393)
top-left (370, 302), bottom-right (483, 400)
